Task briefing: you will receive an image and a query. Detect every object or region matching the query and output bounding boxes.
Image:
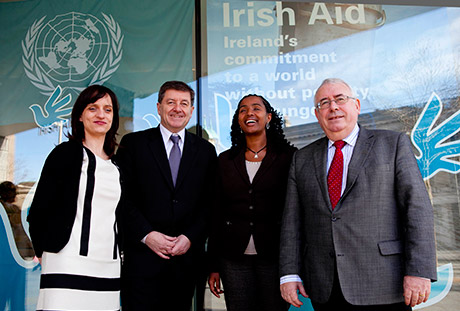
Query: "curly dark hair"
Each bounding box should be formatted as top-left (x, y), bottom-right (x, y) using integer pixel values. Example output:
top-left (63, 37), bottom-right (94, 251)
top-left (230, 94), bottom-right (292, 157)
top-left (67, 85), bottom-right (120, 158)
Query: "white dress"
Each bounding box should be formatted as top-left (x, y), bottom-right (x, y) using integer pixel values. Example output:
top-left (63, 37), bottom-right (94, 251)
top-left (36, 148), bottom-right (121, 311)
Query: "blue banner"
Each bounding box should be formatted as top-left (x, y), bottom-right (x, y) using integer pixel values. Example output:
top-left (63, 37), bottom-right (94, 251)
top-left (0, 0), bottom-right (194, 135)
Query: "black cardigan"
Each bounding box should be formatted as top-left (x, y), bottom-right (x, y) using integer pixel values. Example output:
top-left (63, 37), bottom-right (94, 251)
top-left (208, 145), bottom-right (296, 270)
top-left (27, 140), bottom-right (122, 257)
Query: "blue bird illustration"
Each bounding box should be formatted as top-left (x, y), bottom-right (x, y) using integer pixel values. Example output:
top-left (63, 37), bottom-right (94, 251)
top-left (214, 93), bottom-right (233, 150)
top-left (411, 92), bottom-right (460, 180)
top-left (142, 114), bottom-right (160, 129)
top-left (414, 264), bottom-right (453, 309)
top-left (29, 86), bottom-right (72, 128)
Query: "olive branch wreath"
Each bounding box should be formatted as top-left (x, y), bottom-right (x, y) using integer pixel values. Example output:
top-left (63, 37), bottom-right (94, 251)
top-left (22, 13), bottom-right (123, 96)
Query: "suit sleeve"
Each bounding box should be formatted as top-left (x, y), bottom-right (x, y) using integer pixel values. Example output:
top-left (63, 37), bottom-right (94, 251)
top-left (279, 151), bottom-right (303, 277)
top-left (27, 143), bottom-right (78, 257)
top-left (116, 134), bottom-right (155, 242)
top-left (27, 150), bottom-right (59, 257)
top-left (206, 154), bottom-right (224, 272)
top-left (395, 133), bottom-right (437, 281)
top-left (182, 143), bottom-right (217, 247)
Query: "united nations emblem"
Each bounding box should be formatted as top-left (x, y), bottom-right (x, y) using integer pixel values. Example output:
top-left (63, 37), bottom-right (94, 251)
top-left (22, 12), bottom-right (123, 96)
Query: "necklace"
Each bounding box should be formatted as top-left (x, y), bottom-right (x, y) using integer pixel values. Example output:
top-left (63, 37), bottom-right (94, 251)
top-left (247, 145), bottom-right (267, 159)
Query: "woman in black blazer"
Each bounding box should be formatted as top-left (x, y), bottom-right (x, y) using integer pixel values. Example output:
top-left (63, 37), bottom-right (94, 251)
top-left (208, 95), bottom-right (296, 311)
top-left (27, 85), bottom-right (122, 311)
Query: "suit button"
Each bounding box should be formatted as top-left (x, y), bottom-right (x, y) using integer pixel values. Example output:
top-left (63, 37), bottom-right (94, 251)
top-left (249, 189), bottom-right (253, 194)
top-left (172, 200), bottom-right (178, 204)
top-left (249, 205), bottom-right (254, 210)
top-left (226, 221), bottom-right (232, 225)
top-left (331, 217), bottom-right (339, 222)
top-left (249, 222), bottom-right (254, 226)
top-left (329, 251), bottom-right (335, 258)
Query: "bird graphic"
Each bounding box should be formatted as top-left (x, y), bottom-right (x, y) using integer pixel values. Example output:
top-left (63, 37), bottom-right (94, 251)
top-left (29, 86), bottom-right (72, 128)
top-left (142, 114), bottom-right (160, 129)
top-left (411, 92), bottom-right (460, 180)
top-left (214, 93), bottom-right (233, 150)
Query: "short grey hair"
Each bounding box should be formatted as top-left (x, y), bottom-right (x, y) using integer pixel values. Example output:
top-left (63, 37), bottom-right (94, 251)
top-left (314, 78), bottom-right (356, 104)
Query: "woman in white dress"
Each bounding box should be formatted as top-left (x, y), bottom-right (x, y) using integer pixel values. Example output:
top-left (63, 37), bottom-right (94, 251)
top-left (27, 85), bottom-right (122, 311)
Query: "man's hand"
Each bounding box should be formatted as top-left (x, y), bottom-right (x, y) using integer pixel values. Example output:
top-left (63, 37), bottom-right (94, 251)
top-left (404, 275), bottom-right (431, 307)
top-left (280, 281), bottom-right (308, 308)
top-left (170, 234), bottom-right (191, 256)
top-left (145, 231), bottom-right (177, 259)
top-left (208, 272), bottom-right (224, 298)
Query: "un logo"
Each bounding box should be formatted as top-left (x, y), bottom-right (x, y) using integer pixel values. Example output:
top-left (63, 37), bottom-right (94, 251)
top-left (22, 12), bottom-right (123, 96)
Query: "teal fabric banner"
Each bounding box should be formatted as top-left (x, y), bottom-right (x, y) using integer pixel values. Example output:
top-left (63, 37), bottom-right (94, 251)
top-left (0, 0), bottom-right (194, 135)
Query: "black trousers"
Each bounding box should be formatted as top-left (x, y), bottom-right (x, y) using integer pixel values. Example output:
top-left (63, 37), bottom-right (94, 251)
top-left (121, 261), bottom-right (196, 311)
top-left (219, 255), bottom-right (289, 311)
top-left (311, 268), bottom-right (412, 311)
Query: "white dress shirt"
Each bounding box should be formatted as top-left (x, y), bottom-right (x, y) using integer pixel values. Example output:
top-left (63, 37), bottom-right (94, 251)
top-left (159, 124), bottom-right (186, 158)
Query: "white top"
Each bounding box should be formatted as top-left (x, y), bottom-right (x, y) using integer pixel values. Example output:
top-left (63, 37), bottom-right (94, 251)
top-left (246, 160), bottom-right (262, 183)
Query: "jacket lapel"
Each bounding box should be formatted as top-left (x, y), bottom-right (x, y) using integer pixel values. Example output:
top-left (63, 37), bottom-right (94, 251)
top-left (339, 126), bottom-right (374, 209)
top-left (148, 127), bottom-right (174, 189)
top-left (233, 150), bottom-right (250, 185)
top-left (232, 148), bottom-right (278, 186)
top-left (312, 138), bottom-right (331, 210)
top-left (175, 131), bottom-right (198, 190)
top-left (252, 149), bottom-right (277, 184)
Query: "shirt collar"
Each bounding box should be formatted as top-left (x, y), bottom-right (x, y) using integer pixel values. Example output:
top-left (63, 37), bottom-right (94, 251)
top-left (328, 123), bottom-right (360, 149)
top-left (159, 124), bottom-right (186, 144)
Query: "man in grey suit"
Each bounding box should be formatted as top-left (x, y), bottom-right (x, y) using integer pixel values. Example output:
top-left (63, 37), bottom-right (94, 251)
top-left (279, 78), bottom-right (437, 310)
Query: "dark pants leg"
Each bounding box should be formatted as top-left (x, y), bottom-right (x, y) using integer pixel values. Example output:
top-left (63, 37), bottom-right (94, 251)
top-left (121, 264), bottom-right (195, 311)
top-left (220, 256), bottom-right (289, 311)
top-left (253, 256), bottom-right (290, 311)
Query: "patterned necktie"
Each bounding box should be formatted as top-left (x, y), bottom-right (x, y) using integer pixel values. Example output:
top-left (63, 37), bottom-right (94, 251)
top-left (169, 135), bottom-right (181, 186)
top-left (327, 140), bottom-right (346, 209)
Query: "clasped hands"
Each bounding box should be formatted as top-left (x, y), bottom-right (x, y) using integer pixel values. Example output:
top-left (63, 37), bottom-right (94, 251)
top-left (145, 231), bottom-right (191, 259)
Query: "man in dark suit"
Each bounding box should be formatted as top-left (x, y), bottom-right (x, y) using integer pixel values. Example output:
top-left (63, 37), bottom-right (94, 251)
top-left (279, 78), bottom-right (437, 310)
top-left (117, 81), bottom-right (217, 310)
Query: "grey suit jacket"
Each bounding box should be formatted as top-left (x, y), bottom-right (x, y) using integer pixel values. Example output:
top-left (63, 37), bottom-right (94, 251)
top-left (279, 126), bottom-right (437, 305)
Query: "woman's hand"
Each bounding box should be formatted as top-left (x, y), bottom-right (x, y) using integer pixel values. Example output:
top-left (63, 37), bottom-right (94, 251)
top-left (208, 272), bottom-right (224, 298)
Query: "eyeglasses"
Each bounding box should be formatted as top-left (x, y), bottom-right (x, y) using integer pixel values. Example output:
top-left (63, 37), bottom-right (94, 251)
top-left (315, 95), bottom-right (356, 110)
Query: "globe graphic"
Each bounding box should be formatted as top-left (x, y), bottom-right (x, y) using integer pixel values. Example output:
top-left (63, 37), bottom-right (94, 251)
top-left (35, 12), bottom-right (110, 83)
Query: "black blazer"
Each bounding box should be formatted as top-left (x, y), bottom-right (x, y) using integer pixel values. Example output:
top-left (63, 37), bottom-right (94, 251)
top-left (116, 127), bottom-right (217, 277)
top-left (208, 145), bottom-right (296, 270)
top-left (27, 140), bottom-right (123, 258)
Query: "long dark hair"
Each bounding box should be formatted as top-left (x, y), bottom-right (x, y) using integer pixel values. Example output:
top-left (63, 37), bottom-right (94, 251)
top-left (68, 85), bottom-right (120, 157)
top-left (229, 94), bottom-right (292, 157)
